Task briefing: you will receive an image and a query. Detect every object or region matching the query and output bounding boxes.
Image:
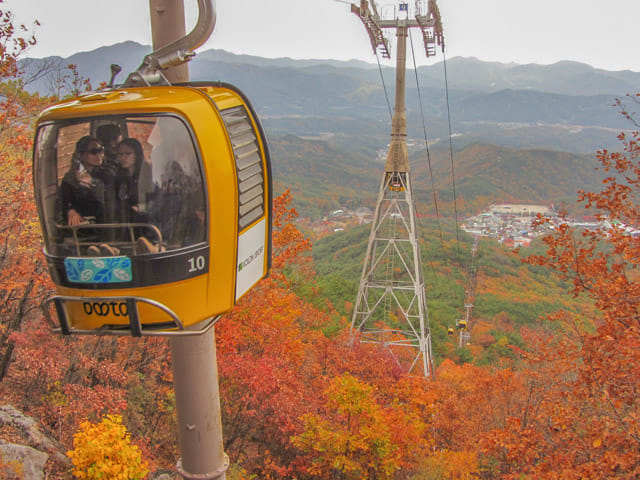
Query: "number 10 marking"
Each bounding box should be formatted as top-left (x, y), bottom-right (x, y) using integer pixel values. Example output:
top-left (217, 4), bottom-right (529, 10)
top-left (188, 256), bottom-right (206, 273)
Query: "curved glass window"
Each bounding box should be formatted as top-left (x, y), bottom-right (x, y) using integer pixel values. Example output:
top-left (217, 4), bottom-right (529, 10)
top-left (34, 115), bottom-right (207, 257)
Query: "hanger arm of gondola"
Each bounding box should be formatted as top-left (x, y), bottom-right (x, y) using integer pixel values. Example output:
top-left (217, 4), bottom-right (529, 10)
top-left (125, 0), bottom-right (217, 87)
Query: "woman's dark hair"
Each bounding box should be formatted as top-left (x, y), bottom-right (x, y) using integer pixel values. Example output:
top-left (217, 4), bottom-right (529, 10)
top-left (75, 135), bottom-right (102, 153)
top-left (118, 137), bottom-right (145, 177)
top-left (71, 135), bottom-right (102, 169)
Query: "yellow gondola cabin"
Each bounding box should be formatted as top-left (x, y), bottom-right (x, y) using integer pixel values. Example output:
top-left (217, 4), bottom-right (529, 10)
top-left (33, 82), bottom-right (271, 335)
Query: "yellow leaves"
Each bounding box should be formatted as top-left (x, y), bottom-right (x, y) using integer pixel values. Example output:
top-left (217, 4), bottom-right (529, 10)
top-left (67, 414), bottom-right (148, 480)
top-left (593, 438), bottom-right (602, 448)
top-left (292, 374), bottom-right (403, 479)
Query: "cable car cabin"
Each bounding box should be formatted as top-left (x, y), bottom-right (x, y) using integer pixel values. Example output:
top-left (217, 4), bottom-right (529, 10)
top-left (447, 327), bottom-right (454, 336)
top-left (33, 82), bottom-right (272, 335)
top-left (388, 172), bottom-right (405, 192)
top-left (457, 320), bottom-right (468, 331)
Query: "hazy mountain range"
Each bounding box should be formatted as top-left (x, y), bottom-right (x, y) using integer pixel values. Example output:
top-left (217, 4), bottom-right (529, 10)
top-left (19, 41), bottom-right (634, 218)
top-left (20, 40), bottom-right (639, 155)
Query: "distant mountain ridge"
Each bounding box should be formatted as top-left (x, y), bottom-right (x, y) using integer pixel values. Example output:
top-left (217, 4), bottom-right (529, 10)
top-left (21, 41), bottom-right (640, 97)
top-left (416, 57), bottom-right (640, 96)
top-left (19, 41), bottom-right (637, 156)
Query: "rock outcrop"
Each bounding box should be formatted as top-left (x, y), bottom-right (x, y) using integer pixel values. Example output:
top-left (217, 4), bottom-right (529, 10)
top-left (0, 444), bottom-right (48, 480)
top-left (0, 405), bottom-right (69, 479)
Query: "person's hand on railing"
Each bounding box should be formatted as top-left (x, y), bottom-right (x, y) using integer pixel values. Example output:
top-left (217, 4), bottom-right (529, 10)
top-left (68, 209), bottom-right (84, 226)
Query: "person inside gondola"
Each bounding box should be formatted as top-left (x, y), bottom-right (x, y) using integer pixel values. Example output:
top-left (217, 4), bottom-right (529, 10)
top-left (94, 124), bottom-right (123, 224)
top-left (114, 138), bottom-right (160, 253)
top-left (54, 136), bottom-right (107, 253)
top-left (115, 138), bottom-right (153, 218)
top-left (96, 124), bottom-right (122, 173)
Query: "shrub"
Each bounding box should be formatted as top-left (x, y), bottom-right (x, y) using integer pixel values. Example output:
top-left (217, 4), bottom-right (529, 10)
top-left (67, 414), bottom-right (148, 480)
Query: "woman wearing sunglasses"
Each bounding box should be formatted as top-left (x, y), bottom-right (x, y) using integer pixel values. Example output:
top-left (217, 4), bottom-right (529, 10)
top-left (55, 136), bottom-right (108, 250)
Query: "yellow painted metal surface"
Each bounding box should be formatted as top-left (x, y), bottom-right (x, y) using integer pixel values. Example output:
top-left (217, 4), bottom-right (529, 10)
top-left (35, 85), bottom-right (270, 331)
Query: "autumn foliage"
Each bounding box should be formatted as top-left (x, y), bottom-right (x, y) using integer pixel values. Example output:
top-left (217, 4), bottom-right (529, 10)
top-left (67, 414), bottom-right (148, 480)
top-left (1, 4), bottom-right (640, 480)
top-left (487, 120), bottom-right (640, 479)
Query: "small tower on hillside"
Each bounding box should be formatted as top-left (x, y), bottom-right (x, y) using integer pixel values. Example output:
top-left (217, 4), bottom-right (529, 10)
top-left (458, 235), bottom-right (479, 347)
top-left (350, 0), bottom-right (444, 378)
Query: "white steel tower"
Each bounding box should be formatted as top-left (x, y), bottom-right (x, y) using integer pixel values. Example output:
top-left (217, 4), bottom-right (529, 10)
top-left (350, 0), bottom-right (443, 378)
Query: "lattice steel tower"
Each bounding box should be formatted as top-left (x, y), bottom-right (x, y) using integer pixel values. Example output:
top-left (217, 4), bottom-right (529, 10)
top-left (350, 0), bottom-right (443, 378)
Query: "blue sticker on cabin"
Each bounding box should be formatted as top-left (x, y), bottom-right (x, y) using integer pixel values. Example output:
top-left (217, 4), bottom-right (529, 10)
top-left (64, 257), bottom-right (132, 284)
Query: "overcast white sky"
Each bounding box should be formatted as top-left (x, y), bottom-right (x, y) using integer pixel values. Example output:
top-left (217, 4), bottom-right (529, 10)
top-left (6, 0), bottom-right (640, 72)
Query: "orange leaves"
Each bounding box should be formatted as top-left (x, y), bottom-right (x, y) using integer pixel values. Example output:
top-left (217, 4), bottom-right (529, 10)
top-left (0, 8), bottom-right (58, 393)
top-left (491, 132), bottom-right (640, 477)
top-left (218, 191), bottom-right (537, 479)
top-left (0, 9), bottom-right (37, 79)
top-left (0, 92), bottom-right (53, 388)
top-left (271, 189), bottom-right (313, 277)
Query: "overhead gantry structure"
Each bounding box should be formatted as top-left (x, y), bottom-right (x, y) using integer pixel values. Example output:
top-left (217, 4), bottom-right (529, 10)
top-left (351, 0), bottom-right (444, 59)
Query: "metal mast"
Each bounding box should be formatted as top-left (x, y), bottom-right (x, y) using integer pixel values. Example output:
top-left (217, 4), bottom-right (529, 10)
top-left (458, 235), bottom-right (478, 348)
top-left (148, 1), bottom-right (228, 479)
top-left (350, 0), bottom-right (443, 378)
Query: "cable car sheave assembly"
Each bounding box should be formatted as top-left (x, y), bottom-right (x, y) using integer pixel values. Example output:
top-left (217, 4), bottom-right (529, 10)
top-left (32, 3), bottom-right (272, 337)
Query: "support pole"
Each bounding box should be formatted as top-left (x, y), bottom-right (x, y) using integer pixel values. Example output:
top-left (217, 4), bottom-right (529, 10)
top-left (148, 1), bottom-right (227, 478)
top-left (149, 0), bottom-right (189, 83)
top-left (385, 24), bottom-right (409, 173)
top-left (171, 332), bottom-right (228, 479)
top-left (350, 9), bottom-right (434, 378)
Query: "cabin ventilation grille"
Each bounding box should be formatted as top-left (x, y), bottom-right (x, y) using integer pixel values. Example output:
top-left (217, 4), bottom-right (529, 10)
top-left (221, 106), bottom-right (265, 230)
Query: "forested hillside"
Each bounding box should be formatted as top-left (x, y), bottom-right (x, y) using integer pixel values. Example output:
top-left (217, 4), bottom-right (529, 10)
top-left (310, 218), bottom-right (589, 364)
top-left (2, 10), bottom-right (640, 480)
top-left (269, 134), bottom-right (605, 219)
